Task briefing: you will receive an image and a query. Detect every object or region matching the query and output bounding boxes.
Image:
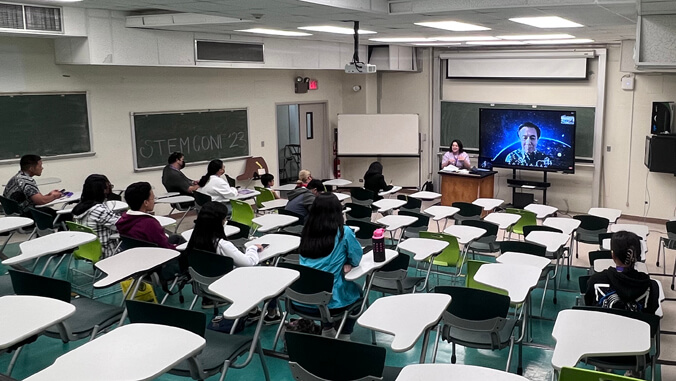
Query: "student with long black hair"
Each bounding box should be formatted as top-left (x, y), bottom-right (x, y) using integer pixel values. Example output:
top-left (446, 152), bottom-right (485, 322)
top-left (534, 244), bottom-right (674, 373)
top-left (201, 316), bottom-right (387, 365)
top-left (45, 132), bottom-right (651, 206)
top-left (363, 161), bottom-right (392, 201)
top-left (198, 159), bottom-right (238, 202)
top-left (72, 174), bottom-right (119, 258)
top-left (298, 193), bottom-right (363, 339)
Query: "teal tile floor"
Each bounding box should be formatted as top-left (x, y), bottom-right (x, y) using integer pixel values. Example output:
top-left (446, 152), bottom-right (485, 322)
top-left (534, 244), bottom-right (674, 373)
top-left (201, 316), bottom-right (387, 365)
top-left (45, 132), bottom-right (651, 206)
top-left (0, 244), bottom-right (665, 380)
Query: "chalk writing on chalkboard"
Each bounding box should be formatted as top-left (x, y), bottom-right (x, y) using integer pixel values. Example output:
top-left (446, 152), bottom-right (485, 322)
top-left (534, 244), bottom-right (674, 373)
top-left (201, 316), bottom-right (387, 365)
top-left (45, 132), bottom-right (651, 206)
top-left (138, 132), bottom-right (248, 159)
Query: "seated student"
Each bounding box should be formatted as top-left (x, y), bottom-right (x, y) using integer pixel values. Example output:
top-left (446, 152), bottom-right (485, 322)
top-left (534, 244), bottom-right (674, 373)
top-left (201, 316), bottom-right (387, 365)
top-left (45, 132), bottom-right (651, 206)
top-left (3, 154), bottom-right (63, 217)
top-left (585, 230), bottom-right (659, 314)
top-left (104, 179), bottom-right (122, 201)
top-left (297, 193), bottom-right (363, 339)
top-left (260, 173), bottom-right (280, 199)
top-left (116, 182), bottom-right (183, 250)
top-left (363, 161), bottom-right (392, 201)
top-left (72, 174), bottom-right (119, 258)
top-left (197, 159), bottom-right (238, 202)
top-left (296, 169), bottom-right (312, 188)
top-left (284, 179), bottom-right (322, 224)
top-left (162, 151), bottom-right (199, 196)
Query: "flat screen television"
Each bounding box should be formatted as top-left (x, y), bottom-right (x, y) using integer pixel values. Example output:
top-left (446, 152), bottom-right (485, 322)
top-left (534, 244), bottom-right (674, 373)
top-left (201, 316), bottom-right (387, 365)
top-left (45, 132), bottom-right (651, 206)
top-left (479, 108), bottom-right (576, 173)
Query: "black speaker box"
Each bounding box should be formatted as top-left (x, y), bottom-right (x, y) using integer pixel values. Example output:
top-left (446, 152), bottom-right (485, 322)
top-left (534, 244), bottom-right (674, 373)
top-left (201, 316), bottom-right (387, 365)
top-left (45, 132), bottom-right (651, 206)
top-left (651, 102), bottom-right (674, 134)
top-left (512, 192), bottom-right (534, 209)
top-left (644, 135), bottom-right (676, 174)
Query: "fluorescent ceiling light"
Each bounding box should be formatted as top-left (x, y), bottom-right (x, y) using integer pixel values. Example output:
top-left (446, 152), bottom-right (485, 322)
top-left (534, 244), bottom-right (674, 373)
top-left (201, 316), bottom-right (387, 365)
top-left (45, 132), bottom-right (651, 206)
top-left (298, 26), bottom-right (376, 35)
top-left (235, 28), bottom-right (312, 37)
top-left (369, 37), bottom-right (436, 43)
top-left (415, 21), bottom-right (490, 32)
top-left (432, 36), bottom-right (499, 42)
top-left (497, 34), bottom-right (575, 40)
top-left (509, 16), bottom-right (583, 28)
top-left (466, 41), bottom-right (527, 46)
top-left (524, 38), bottom-right (594, 45)
top-left (412, 42), bottom-right (462, 46)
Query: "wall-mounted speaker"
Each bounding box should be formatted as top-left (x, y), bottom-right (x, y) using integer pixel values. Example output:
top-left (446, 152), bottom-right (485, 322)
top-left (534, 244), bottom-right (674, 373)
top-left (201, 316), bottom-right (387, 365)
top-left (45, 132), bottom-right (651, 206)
top-left (645, 135), bottom-right (676, 174)
top-left (651, 102), bottom-right (675, 134)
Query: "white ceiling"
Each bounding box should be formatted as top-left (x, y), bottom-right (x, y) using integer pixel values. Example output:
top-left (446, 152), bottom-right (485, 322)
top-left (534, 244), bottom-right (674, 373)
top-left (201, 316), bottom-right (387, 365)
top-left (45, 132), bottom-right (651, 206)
top-left (22, 0), bottom-right (676, 46)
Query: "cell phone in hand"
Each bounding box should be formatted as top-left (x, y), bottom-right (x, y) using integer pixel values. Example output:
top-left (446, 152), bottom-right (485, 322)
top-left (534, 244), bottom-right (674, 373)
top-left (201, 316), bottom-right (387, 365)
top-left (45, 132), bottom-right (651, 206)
top-left (261, 244), bottom-right (270, 248)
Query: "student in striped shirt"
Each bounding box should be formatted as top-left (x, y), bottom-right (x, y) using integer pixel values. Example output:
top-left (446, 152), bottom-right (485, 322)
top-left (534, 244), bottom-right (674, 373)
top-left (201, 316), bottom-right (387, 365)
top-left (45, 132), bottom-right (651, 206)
top-left (72, 174), bottom-right (120, 258)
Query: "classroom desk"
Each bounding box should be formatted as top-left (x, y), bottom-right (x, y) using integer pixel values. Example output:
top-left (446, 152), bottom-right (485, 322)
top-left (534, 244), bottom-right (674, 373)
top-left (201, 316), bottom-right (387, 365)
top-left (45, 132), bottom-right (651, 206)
top-left (379, 185), bottom-right (402, 197)
top-left (24, 323), bottom-right (206, 381)
top-left (0, 295), bottom-right (75, 351)
top-left (252, 214), bottom-right (299, 234)
top-left (153, 215), bottom-right (177, 228)
top-left (57, 200), bottom-right (130, 216)
top-left (409, 191), bottom-right (442, 201)
top-left (154, 195), bottom-right (194, 205)
top-left (588, 207), bottom-right (622, 224)
top-left (524, 203), bottom-right (558, 219)
top-left (323, 179), bottom-right (352, 187)
top-left (610, 223), bottom-right (650, 239)
top-left (0, 217), bottom-right (34, 259)
top-left (396, 364), bottom-right (529, 381)
top-left (593, 259), bottom-right (649, 274)
top-left (245, 234), bottom-right (301, 263)
top-left (176, 224), bottom-right (241, 251)
top-left (258, 199), bottom-right (288, 212)
top-left (372, 198), bottom-right (406, 214)
top-left (1, 231), bottom-right (96, 275)
top-left (37, 191), bottom-right (81, 209)
top-left (483, 212), bottom-right (521, 230)
top-left (438, 170), bottom-right (495, 205)
top-left (233, 189), bottom-right (260, 201)
top-left (542, 217), bottom-right (580, 236)
top-left (443, 225), bottom-right (486, 264)
top-left (357, 293), bottom-right (451, 363)
top-left (345, 249), bottom-right (398, 282)
top-left (94, 247), bottom-right (179, 289)
top-left (155, 192), bottom-right (180, 199)
top-left (497, 252), bottom-right (551, 271)
top-left (423, 205), bottom-right (459, 231)
top-left (377, 215), bottom-right (418, 248)
top-left (333, 192), bottom-right (350, 202)
top-left (551, 309), bottom-right (650, 372)
top-left (273, 184), bottom-right (297, 192)
top-left (472, 197), bottom-right (504, 211)
top-left (474, 263), bottom-right (541, 305)
top-left (525, 231), bottom-right (568, 254)
top-left (398, 238), bottom-right (449, 291)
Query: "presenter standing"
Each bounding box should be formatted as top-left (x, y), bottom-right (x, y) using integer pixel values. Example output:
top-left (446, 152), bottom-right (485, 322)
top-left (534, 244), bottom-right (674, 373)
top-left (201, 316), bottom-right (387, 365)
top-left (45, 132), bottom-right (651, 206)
top-left (441, 140), bottom-right (471, 170)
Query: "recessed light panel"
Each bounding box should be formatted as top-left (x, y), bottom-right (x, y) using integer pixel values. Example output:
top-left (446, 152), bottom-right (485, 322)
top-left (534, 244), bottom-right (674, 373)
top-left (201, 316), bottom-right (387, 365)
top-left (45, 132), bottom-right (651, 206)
top-left (412, 42), bottom-right (462, 46)
top-left (497, 34), bottom-right (575, 40)
top-left (236, 28), bottom-right (312, 37)
top-left (509, 16), bottom-right (583, 28)
top-left (432, 36), bottom-right (499, 42)
top-left (415, 21), bottom-right (490, 32)
top-left (369, 37), bottom-right (436, 43)
top-left (524, 39), bottom-right (594, 45)
top-left (298, 26), bottom-right (376, 35)
top-left (466, 41), bottom-right (527, 46)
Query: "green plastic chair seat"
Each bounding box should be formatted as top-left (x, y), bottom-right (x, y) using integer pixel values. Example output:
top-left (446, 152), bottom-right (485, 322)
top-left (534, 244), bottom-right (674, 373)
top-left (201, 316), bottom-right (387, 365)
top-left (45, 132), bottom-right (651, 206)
top-left (505, 208), bottom-right (536, 236)
top-left (559, 367), bottom-right (643, 381)
top-left (230, 199), bottom-right (256, 228)
top-left (65, 221), bottom-right (103, 263)
top-left (465, 260), bottom-right (508, 296)
top-left (419, 231), bottom-right (461, 268)
top-left (254, 187), bottom-right (276, 209)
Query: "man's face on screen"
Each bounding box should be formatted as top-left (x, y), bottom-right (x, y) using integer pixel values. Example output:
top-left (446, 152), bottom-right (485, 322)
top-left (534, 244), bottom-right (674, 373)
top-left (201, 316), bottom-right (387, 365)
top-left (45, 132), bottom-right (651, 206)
top-left (519, 127), bottom-right (539, 154)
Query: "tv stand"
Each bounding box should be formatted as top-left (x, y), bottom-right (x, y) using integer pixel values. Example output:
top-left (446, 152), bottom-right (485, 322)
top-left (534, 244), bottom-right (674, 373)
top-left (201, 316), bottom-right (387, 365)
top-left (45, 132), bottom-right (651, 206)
top-left (507, 170), bottom-right (551, 205)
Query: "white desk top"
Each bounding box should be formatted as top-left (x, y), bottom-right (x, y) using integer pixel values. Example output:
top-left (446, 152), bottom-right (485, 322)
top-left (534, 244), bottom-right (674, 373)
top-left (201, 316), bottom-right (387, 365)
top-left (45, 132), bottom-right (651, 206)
top-left (245, 234), bottom-right (301, 262)
top-left (398, 238), bottom-right (449, 261)
top-left (37, 191), bottom-right (81, 208)
top-left (176, 224), bottom-right (241, 251)
top-left (94, 247), bottom-right (180, 288)
top-left (524, 203), bottom-right (558, 219)
top-left (154, 195), bottom-right (194, 204)
top-left (0, 295), bottom-right (76, 350)
top-left (551, 309), bottom-right (651, 370)
top-left (252, 214), bottom-right (299, 233)
top-left (2, 231), bottom-right (97, 266)
top-left (153, 215), bottom-right (177, 228)
top-left (156, 192), bottom-right (180, 199)
top-left (474, 263), bottom-right (541, 304)
top-left (25, 323), bottom-right (206, 381)
top-left (610, 223), bottom-right (649, 239)
top-left (379, 185), bottom-right (402, 197)
top-left (396, 364), bottom-right (529, 381)
top-left (357, 293), bottom-right (451, 352)
top-left (588, 207), bottom-right (622, 224)
top-left (209, 266), bottom-right (300, 319)
top-left (423, 205), bottom-right (459, 221)
top-left (377, 215), bottom-right (419, 232)
top-left (372, 198), bottom-right (406, 213)
top-left (409, 191), bottom-right (442, 201)
top-left (483, 213), bottom-right (521, 229)
top-left (273, 184), bottom-right (298, 191)
top-left (259, 199), bottom-right (288, 211)
top-left (525, 231), bottom-right (569, 253)
top-left (323, 179), bottom-right (352, 187)
top-left (345, 249), bottom-right (398, 281)
top-left (333, 192), bottom-right (350, 202)
top-left (57, 200), bottom-right (130, 216)
top-left (593, 259), bottom-right (649, 274)
top-left (472, 198), bottom-right (504, 211)
top-left (0, 216), bottom-right (33, 234)
top-left (542, 217), bottom-right (581, 236)
top-left (442, 225), bottom-right (486, 245)
top-left (497, 252), bottom-right (552, 271)
top-left (232, 189), bottom-right (260, 201)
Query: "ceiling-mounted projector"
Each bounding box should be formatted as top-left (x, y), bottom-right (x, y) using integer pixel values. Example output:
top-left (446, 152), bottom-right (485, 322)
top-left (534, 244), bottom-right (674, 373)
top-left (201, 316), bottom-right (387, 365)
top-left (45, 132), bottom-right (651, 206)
top-left (345, 62), bottom-right (376, 74)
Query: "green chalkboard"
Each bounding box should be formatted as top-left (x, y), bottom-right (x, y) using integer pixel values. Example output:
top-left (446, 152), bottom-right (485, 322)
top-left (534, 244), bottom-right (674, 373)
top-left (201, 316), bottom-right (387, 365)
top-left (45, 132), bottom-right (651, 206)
top-left (441, 102), bottom-right (595, 160)
top-left (0, 93), bottom-right (91, 161)
top-left (132, 109), bottom-right (250, 170)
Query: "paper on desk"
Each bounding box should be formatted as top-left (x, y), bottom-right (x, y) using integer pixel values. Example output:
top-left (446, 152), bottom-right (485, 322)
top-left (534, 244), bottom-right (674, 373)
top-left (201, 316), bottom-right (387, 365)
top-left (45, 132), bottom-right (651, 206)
top-left (441, 164), bottom-right (459, 173)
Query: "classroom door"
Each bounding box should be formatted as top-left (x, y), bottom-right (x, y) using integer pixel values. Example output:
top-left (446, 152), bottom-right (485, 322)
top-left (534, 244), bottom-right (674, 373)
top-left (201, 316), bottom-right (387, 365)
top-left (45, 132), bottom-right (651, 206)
top-left (299, 103), bottom-right (328, 179)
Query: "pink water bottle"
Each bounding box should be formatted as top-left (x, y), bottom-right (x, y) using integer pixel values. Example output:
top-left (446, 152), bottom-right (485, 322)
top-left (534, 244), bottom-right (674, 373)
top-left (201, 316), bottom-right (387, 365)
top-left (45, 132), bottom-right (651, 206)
top-left (372, 228), bottom-right (386, 262)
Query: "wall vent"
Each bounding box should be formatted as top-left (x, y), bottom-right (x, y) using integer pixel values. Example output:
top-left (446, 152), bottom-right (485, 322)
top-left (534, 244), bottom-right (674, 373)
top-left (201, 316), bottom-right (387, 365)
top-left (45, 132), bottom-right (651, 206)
top-left (195, 40), bottom-right (264, 63)
top-left (0, 2), bottom-right (62, 32)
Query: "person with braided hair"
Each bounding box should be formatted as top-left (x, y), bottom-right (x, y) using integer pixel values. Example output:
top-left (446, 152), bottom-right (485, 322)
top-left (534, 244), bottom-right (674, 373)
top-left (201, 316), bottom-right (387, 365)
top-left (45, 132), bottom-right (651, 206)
top-left (584, 230), bottom-right (659, 314)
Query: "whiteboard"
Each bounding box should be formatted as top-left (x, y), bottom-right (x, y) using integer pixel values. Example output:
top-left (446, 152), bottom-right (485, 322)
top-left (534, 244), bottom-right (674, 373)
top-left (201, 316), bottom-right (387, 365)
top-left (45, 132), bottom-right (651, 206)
top-left (337, 114), bottom-right (419, 156)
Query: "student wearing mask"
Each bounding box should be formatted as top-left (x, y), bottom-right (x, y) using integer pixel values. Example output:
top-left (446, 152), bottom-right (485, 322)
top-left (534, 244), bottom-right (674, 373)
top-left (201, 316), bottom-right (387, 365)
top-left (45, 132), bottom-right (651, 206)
top-left (162, 152), bottom-right (199, 195)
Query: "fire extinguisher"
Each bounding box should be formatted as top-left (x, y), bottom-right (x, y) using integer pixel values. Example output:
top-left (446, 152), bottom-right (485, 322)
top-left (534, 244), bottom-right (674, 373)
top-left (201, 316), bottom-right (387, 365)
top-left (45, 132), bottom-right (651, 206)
top-left (334, 157), bottom-right (341, 178)
top-left (333, 128), bottom-right (341, 178)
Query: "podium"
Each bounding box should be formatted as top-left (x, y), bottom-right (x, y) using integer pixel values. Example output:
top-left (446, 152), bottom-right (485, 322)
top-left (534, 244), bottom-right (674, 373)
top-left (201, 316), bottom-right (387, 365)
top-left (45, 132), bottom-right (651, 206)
top-left (438, 171), bottom-right (496, 206)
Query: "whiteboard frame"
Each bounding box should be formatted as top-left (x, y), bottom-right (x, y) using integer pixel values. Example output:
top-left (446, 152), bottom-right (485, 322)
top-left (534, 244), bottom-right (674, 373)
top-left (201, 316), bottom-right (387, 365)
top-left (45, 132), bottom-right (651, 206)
top-left (0, 91), bottom-right (94, 165)
top-left (130, 107), bottom-right (252, 172)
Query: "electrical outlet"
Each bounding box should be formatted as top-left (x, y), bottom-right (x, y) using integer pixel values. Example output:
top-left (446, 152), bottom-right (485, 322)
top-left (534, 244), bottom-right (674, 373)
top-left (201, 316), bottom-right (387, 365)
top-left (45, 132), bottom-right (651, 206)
top-left (261, 141), bottom-right (265, 147)
top-left (358, 179), bottom-right (364, 183)
top-left (606, 146), bottom-right (611, 152)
